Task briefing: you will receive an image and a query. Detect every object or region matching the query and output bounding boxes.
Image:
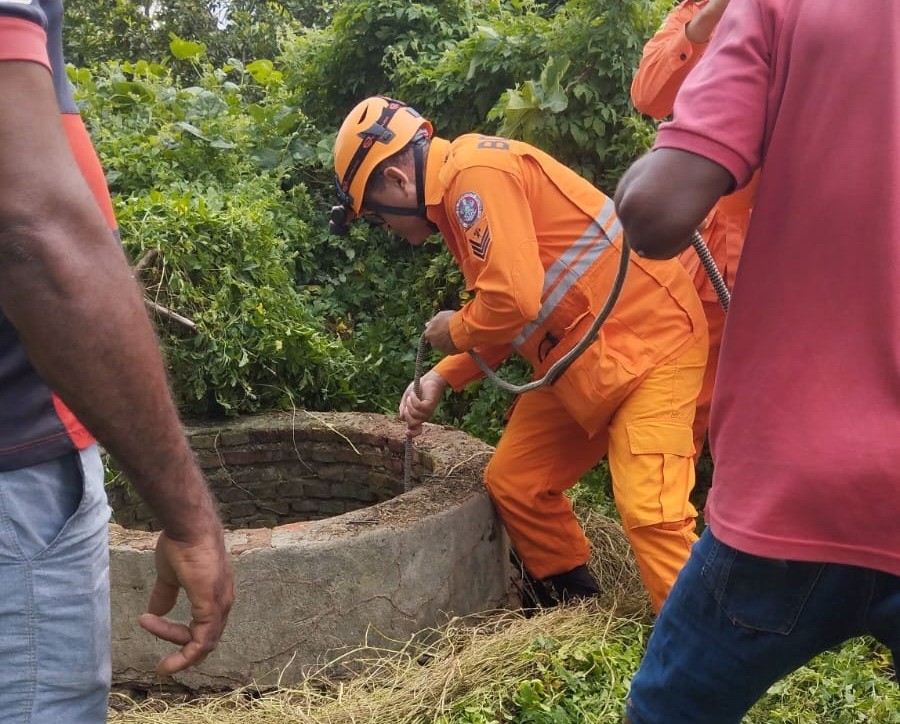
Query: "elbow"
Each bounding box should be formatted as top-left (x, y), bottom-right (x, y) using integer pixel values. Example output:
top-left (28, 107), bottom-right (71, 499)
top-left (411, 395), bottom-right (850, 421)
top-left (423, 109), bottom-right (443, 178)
top-left (615, 148), bottom-right (732, 259)
top-left (0, 190), bottom-right (115, 284)
top-left (615, 186), bottom-right (686, 260)
top-left (0, 201), bottom-right (55, 271)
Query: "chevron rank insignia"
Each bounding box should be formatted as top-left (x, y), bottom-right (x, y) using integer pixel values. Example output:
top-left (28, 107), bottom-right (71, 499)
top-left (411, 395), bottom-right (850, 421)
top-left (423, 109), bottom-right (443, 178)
top-left (466, 219), bottom-right (492, 260)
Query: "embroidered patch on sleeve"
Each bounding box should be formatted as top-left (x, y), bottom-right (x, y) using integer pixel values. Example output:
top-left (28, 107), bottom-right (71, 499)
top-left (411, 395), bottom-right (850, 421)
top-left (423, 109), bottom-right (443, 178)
top-left (466, 219), bottom-right (492, 261)
top-left (455, 192), bottom-right (484, 229)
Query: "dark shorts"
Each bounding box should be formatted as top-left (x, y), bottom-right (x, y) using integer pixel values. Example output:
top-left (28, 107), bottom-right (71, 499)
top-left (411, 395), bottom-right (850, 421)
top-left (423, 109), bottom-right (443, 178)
top-left (626, 528), bottom-right (900, 724)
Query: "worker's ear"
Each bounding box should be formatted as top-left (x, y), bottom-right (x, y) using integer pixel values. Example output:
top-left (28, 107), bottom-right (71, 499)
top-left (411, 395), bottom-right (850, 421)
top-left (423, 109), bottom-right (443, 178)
top-left (381, 166), bottom-right (416, 199)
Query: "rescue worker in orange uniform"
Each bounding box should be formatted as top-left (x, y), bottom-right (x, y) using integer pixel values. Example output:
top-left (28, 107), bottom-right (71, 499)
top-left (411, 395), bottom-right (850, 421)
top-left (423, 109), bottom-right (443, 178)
top-left (330, 97), bottom-right (708, 612)
top-left (631, 0), bottom-right (757, 458)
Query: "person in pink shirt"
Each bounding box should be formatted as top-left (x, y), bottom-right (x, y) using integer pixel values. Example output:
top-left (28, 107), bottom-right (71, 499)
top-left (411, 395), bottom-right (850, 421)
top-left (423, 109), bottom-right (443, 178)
top-left (615, 0), bottom-right (899, 720)
top-left (631, 0), bottom-right (756, 462)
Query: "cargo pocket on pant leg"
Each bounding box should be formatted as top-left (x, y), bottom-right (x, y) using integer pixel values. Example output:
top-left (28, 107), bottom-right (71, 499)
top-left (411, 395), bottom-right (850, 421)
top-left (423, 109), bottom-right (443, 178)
top-left (623, 421), bottom-right (697, 527)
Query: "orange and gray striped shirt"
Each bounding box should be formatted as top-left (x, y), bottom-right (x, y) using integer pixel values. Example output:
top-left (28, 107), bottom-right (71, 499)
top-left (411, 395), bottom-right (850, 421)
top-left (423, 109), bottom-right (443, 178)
top-left (0, 0), bottom-right (117, 469)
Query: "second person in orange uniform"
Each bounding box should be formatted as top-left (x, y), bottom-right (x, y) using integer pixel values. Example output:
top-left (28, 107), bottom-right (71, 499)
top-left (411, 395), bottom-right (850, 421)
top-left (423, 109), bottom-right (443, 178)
top-left (631, 0), bottom-right (756, 458)
top-left (331, 97), bottom-right (707, 613)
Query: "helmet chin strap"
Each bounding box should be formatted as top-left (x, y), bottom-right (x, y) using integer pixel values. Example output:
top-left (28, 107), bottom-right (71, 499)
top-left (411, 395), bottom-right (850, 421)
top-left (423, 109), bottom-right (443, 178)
top-left (366, 136), bottom-right (437, 232)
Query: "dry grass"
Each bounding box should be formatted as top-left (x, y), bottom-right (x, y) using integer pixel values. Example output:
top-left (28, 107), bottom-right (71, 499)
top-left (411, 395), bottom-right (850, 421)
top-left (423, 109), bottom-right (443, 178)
top-left (110, 605), bottom-right (646, 724)
top-left (580, 509), bottom-right (650, 618)
top-left (110, 511), bottom-right (649, 723)
top-left (109, 511), bottom-right (900, 722)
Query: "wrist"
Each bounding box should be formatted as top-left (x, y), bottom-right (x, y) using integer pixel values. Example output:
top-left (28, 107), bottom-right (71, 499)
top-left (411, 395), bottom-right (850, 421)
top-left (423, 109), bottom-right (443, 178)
top-left (423, 369), bottom-right (449, 391)
top-left (128, 447), bottom-right (223, 542)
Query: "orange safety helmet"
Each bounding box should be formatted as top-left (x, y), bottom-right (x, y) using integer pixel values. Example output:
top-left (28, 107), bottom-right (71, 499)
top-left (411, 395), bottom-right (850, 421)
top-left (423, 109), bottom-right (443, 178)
top-left (330, 96), bottom-right (433, 236)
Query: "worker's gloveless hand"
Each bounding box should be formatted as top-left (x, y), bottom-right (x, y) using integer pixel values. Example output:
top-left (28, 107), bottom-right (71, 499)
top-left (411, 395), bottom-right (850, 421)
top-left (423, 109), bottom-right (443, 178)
top-left (399, 370), bottom-right (449, 437)
top-left (423, 310), bottom-right (461, 355)
top-left (139, 526), bottom-right (234, 676)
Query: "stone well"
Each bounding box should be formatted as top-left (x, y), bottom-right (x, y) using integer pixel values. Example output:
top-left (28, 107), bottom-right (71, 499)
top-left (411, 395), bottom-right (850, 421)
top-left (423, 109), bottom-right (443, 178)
top-left (108, 411), bottom-right (509, 691)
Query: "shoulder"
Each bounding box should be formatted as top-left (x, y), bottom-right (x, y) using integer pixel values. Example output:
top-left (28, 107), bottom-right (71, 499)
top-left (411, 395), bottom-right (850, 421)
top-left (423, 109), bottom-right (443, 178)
top-left (440, 135), bottom-right (534, 203)
top-left (0, 0), bottom-right (50, 26)
top-left (446, 134), bottom-right (523, 174)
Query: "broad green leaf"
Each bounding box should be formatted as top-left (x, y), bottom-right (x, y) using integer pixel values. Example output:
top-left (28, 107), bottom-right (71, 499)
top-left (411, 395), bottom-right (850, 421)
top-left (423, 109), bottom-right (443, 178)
top-left (168, 34), bottom-right (206, 61)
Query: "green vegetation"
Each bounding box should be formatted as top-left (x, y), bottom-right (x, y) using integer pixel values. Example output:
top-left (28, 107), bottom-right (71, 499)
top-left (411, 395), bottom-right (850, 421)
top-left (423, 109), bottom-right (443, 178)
top-left (62, 1), bottom-right (896, 720)
top-left (107, 506), bottom-right (898, 723)
top-left (66, 0), bottom-right (664, 426)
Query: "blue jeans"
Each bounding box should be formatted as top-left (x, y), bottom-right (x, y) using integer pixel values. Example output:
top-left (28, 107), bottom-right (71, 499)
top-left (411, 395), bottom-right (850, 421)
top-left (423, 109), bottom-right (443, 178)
top-left (0, 445), bottom-right (111, 723)
top-left (626, 527), bottom-right (900, 723)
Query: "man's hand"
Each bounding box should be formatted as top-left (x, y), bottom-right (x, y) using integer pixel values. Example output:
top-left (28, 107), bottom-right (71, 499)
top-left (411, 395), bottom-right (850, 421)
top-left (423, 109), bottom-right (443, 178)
top-left (685, 0), bottom-right (731, 43)
top-left (423, 311), bottom-right (461, 355)
top-left (139, 526), bottom-right (234, 676)
top-left (399, 370), bottom-right (449, 437)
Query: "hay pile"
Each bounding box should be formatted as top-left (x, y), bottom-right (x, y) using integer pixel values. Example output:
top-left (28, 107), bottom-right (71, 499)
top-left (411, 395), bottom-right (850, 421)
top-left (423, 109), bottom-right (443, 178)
top-left (580, 509), bottom-right (650, 617)
top-left (111, 606), bottom-right (647, 723)
top-left (110, 511), bottom-right (649, 723)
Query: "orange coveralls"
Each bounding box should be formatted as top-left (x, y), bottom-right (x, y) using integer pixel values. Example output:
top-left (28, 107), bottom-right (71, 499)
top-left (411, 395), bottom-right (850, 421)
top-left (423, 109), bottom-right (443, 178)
top-left (631, 0), bottom-right (756, 457)
top-left (423, 134), bottom-right (707, 612)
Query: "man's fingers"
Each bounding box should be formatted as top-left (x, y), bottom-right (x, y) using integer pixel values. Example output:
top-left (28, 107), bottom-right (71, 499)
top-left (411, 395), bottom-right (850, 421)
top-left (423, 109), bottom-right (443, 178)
top-left (145, 577), bottom-right (179, 617)
top-left (401, 394), bottom-right (431, 421)
top-left (154, 638), bottom-right (211, 677)
top-left (139, 613), bottom-right (193, 646)
top-left (142, 531), bottom-right (233, 678)
top-left (139, 615), bottom-right (225, 676)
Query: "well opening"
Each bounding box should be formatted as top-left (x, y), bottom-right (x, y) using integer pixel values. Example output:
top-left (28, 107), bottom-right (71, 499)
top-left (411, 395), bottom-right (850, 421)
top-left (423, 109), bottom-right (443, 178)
top-left (107, 417), bottom-right (421, 531)
top-left (108, 411), bottom-right (510, 692)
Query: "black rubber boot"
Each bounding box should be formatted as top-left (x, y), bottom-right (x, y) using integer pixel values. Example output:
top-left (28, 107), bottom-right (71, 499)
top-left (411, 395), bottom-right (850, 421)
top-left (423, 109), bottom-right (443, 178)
top-left (546, 564), bottom-right (600, 603)
top-left (511, 552), bottom-right (557, 615)
top-left (519, 568), bottom-right (558, 612)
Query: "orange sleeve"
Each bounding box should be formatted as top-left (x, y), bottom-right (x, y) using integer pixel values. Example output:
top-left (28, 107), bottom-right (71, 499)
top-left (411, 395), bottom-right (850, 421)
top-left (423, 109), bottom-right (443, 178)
top-left (443, 164), bottom-right (545, 353)
top-left (631, 1), bottom-right (707, 120)
top-left (62, 115), bottom-right (118, 231)
top-left (433, 343), bottom-right (513, 392)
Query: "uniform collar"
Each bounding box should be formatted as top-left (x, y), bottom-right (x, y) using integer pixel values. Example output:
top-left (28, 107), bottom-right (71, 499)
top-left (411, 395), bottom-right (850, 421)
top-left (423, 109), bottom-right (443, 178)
top-left (424, 136), bottom-right (452, 224)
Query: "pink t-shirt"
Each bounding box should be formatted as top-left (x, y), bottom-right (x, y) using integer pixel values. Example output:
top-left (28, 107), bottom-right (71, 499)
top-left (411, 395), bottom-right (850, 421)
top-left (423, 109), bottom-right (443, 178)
top-left (656, 0), bottom-right (900, 576)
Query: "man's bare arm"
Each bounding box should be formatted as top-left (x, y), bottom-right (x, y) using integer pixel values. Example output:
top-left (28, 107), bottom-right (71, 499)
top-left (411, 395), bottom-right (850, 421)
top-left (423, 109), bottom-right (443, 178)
top-left (685, 0), bottom-right (732, 44)
top-left (0, 60), bottom-right (232, 674)
top-left (614, 148), bottom-right (733, 259)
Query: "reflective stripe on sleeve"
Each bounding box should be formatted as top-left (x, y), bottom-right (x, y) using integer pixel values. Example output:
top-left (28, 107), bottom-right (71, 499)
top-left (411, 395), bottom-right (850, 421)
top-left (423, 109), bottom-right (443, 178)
top-left (513, 198), bottom-right (619, 350)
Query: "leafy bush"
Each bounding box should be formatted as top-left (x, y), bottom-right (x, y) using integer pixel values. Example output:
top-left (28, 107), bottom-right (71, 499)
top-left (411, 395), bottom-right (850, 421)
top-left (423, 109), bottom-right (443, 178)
top-left (70, 60), bottom-right (358, 415)
top-left (66, 0), bottom-right (673, 431)
top-left (118, 182), bottom-right (356, 415)
top-left (64, 0), bottom-right (328, 70)
top-left (485, 0), bottom-right (666, 188)
top-left (280, 0), bottom-right (479, 128)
